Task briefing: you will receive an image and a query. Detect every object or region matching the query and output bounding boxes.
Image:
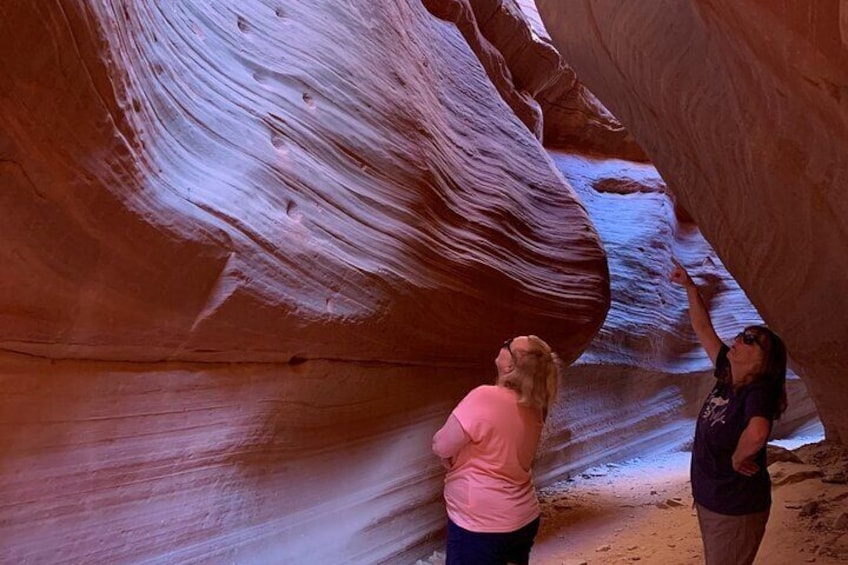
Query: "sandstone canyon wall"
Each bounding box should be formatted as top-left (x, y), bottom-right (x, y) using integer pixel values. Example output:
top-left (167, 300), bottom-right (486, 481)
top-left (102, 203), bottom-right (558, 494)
top-left (0, 1), bottom-right (609, 562)
top-left (0, 0), bottom-right (827, 563)
top-left (536, 0), bottom-right (848, 443)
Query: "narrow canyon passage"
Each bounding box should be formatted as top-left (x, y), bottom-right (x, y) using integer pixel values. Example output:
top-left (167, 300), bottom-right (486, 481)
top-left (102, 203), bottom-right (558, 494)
top-left (1, 1), bottom-right (845, 563)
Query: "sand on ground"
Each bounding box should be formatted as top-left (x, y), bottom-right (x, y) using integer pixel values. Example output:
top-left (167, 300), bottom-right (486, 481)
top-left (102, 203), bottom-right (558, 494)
top-left (533, 441), bottom-right (848, 564)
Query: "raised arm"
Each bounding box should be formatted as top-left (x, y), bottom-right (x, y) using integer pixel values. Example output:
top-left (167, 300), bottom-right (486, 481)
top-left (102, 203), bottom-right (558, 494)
top-left (670, 258), bottom-right (723, 364)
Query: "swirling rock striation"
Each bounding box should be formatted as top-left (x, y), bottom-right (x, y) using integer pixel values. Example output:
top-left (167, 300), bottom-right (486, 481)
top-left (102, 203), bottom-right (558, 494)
top-left (0, 1), bottom-right (607, 364)
top-left (0, 1), bottom-right (608, 563)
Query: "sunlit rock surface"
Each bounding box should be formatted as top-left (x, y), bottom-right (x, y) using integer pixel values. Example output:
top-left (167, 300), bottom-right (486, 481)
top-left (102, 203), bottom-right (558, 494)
top-left (534, 153), bottom-right (819, 482)
top-left (537, 0), bottom-right (848, 442)
top-left (0, 1), bottom-right (608, 563)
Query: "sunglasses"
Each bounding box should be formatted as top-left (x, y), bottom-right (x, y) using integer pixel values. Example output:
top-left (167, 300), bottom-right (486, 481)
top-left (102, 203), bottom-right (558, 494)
top-left (736, 331), bottom-right (763, 348)
top-left (501, 338), bottom-right (513, 353)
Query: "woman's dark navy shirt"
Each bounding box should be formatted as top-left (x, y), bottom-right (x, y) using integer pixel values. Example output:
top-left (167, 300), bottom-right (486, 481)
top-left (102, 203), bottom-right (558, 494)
top-left (691, 345), bottom-right (773, 515)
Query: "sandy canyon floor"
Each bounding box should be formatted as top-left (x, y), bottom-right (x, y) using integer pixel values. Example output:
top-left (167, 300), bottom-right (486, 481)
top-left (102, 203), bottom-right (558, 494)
top-left (418, 439), bottom-right (847, 564)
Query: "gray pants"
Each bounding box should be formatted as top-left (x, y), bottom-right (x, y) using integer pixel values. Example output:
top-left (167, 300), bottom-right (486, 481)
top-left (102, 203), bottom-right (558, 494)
top-left (695, 503), bottom-right (769, 565)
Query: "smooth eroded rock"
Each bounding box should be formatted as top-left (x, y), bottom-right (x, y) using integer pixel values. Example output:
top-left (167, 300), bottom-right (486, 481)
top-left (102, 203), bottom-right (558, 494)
top-left (0, 1), bottom-right (608, 364)
top-left (537, 0), bottom-right (848, 442)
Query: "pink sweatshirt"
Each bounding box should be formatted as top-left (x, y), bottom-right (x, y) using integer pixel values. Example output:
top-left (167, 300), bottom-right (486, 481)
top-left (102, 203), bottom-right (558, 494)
top-left (432, 385), bottom-right (543, 532)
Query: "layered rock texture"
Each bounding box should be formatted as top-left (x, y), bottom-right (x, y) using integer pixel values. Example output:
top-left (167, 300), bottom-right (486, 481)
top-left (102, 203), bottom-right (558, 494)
top-left (537, 0), bottom-right (848, 442)
top-left (0, 0), bottom-right (829, 563)
top-left (0, 0), bottom-right (608, 365)
top-left (0, 1), bottom-right (611, 562)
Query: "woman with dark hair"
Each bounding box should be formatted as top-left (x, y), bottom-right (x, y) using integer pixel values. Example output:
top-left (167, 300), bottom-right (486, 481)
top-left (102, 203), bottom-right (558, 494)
top-left (432, 335), bottom-right (562, 565)
top-left (671, 259), bottom-right (788, 565)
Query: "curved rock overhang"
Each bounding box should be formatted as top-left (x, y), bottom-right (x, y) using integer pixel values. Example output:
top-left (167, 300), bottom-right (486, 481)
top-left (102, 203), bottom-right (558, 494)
top-left (0, 1), bottom-right (609, 365)
top-left (537, 0), bottom-right (848, 443)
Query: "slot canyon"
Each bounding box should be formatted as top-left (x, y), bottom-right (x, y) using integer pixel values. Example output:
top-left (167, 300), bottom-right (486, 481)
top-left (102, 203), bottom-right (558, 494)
top-left (0, 1), bottom-right (845, 563)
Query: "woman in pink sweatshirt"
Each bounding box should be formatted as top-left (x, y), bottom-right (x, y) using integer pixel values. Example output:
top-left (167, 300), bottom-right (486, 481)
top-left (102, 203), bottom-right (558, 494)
top-left (432, 335), bottom-right (562, 565)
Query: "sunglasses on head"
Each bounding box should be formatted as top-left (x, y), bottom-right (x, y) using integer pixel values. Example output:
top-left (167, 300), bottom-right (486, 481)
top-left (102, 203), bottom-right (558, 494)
top-left (737, 331), bottom-right (762, 347)
top-left (501, 338), bottom-right (513, 353)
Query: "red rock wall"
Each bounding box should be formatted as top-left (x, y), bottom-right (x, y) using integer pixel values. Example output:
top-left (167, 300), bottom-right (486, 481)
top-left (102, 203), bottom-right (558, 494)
top-left (426, 0), bottom-right (647, 159)
top-left (0, 355), bottom-right (483, 563)
top-left (1, 0), bottom-right (829, 562)
top-left (0, 1), bottom-right (607, 362)
top-left (537, 0), bottom-right (848, 442)
top-left (0, 0), bottom-right (608, 562)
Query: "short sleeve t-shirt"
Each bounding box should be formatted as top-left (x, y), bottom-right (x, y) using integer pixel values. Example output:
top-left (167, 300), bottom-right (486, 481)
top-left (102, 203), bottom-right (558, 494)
top-left (443, 385), bottom-right (543, 532)
top-left (691, 345), bottom-right (774, 515)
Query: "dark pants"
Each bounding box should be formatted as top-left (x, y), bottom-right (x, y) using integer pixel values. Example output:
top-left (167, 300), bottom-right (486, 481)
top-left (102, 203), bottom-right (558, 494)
top-left (446, 517), bottom-right (540, 565)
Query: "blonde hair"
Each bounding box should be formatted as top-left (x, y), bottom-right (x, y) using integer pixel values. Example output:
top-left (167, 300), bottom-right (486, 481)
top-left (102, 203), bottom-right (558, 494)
top-left (497, 335), bottom-right (562, 420)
